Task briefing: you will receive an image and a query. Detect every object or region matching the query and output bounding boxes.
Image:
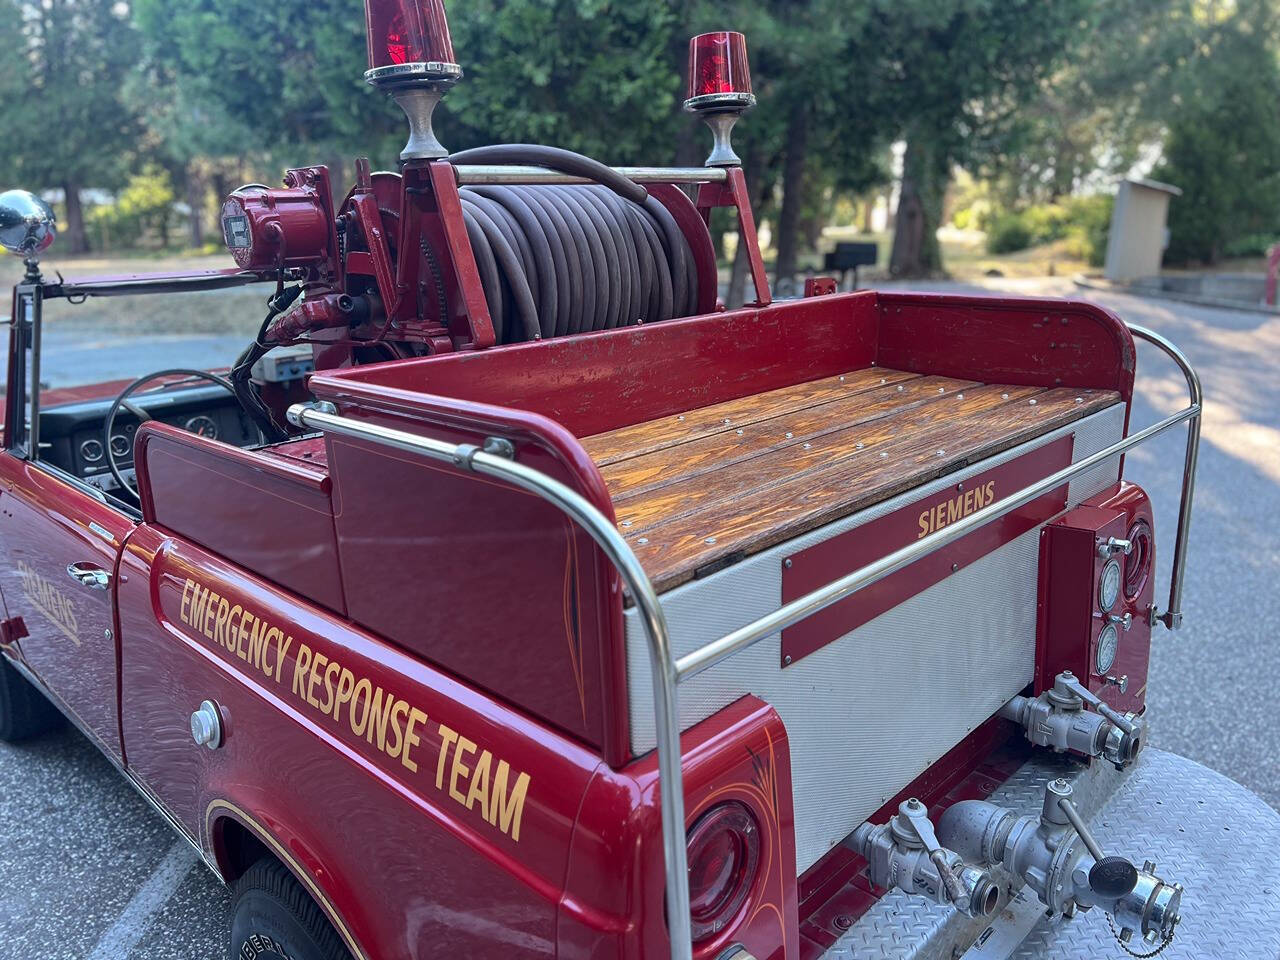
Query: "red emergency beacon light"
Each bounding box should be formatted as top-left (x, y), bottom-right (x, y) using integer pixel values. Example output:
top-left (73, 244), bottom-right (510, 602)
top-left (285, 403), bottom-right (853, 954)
top-left (363, 0), bottom-right (461, 87)
top-left (686, 31), bottom-right (755, 109)
top-left (685, 31), bottom-right (756, 166)
top-left (363, 0), bottom-right (460, 159)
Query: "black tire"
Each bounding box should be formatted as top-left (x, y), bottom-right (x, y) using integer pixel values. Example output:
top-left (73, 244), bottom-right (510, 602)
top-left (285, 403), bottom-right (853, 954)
top-left (0, 655), bottom-right (61, 742)
top-left (229, 856), bottom-right (352, 960)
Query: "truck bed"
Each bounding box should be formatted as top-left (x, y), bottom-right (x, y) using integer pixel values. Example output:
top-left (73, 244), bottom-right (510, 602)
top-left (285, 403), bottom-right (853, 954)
top-left (582, 367), bottom-right (1120, 592)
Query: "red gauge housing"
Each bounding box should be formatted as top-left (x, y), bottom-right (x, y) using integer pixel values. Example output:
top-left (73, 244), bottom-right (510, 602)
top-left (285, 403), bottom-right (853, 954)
top-left (364, 0), bottom-right (460, 83)
top-left (687, 32), bottom-right (753, 103)
top-left (219, 168), bottom-right (340, 282)
top-left (1035, 482), bottom-right (1155, 717)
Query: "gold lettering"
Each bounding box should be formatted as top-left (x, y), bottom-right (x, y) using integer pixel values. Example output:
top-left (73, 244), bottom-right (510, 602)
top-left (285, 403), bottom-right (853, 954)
top-left (385, 700), bottom-right (410, 760)
top-left (963, 488), bottom-right (975, 515)
top-left (292, 644), bottom-right (312, 698)
top-left (945, 497), bottom-right (961, 526)
top-left (333, 668), bottom-right (356, 723)
top-left (449, 736), bottom-right (476, 804)
top-left (349, 678), bottom-right (373, 736)
top-left (318, 661), bottom-right (341, 715)
top-left (180, 579), bottom-right (194, 624)
top-left (489, 761), bottom-right (531, 841)
top-left (228, 605), bottom-right (244, 657)
top-left (466, 750), bottom-right (491, 813)
top-left (238, 609), bottom-right (254, 666)
top-left (307, 653), bottom-right (329, 709)
top-left (274, 635), bottom-right (293, 684)
top-left (261, 626), bottom-right (282, 678)
top-left (400, 707), bottom-right (429, 773)
top-left (365, 687), bottom-right (396, 752)
top-left (434, 722), bottom-right (458, 785)
top-left (202, 591), bottom-right (219, 640)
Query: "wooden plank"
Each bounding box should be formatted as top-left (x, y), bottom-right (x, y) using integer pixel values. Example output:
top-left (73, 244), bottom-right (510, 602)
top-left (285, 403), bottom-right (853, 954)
top-left (602, 374), bottom-right (977, 504)
top-left (615, 383), bottom-right (1045, 533)
top-left (580, 366), bottom-right (918, 465)
top-left (626, 388), bottom-right (1119, 592)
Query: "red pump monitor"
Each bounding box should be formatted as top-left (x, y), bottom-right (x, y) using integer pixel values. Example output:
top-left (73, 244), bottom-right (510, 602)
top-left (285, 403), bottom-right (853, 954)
top-left (687, 31), bottom-right (753, 100)
top-left (364, 0), bottom-right (458, 74)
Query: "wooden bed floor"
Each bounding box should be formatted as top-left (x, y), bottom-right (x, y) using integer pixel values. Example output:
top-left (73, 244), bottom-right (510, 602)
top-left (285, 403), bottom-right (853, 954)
top-left (580, 366), bottom-right (1120, 593)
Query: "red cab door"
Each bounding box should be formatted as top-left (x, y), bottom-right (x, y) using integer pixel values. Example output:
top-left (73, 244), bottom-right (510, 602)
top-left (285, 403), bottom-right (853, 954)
top-left (0, 455), bottom-right (133, 760)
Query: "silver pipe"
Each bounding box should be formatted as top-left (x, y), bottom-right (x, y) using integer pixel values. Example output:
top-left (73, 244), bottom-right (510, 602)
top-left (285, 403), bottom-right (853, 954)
top-left (452, 164), bottom-right (729, 186)
top-left (1126, 324), bottom-right (1202, 630)
top-left (25, 286), bottom-right (41, 460)
top-left (286, 404), bottom-right (697, 960)
top-left (675, 400), bottom-right (1200, 681)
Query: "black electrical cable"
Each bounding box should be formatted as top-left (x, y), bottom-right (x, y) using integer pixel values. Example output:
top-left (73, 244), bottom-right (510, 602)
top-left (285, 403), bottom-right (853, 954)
top-left (447, 145), bottom-right (701, 344)
top-left (229, 283), bottom-right (303, 444)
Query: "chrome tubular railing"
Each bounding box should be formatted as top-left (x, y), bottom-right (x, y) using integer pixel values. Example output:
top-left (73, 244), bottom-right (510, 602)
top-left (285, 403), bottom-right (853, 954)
top-left (288, 321), bottom-right (1201, 960)
top-left (451, 165), bottom-right (729, 186)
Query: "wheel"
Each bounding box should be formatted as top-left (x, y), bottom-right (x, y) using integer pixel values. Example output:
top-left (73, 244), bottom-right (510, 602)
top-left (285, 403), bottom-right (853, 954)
top-left (0, 655), bottom-right (61, 742)
top-left (229, 857), bottom-right (352, 960)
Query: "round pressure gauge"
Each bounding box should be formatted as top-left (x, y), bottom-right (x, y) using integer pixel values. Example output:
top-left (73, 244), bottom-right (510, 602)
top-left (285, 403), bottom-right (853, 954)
top-left (109, 433), bottom-right (131, 458)
top-left (184, 415), bottom-right (219, 439)
top-left (1096, 622), bottom-right (1120, 675)
top-left (79, 438), bottom-right (104, 464)
top-left (1099, 558), bottom-right (1122, 612)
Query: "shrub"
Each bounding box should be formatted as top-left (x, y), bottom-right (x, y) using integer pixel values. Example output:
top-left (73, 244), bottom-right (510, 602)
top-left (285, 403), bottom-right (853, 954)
top-left (1222, 233), bottom-right (1280, 259)
top-left (87, 165), bottom-right (177, 250)
top-left (984, 195), bottom-right (1112, 265)
top-left (986, 211), bottom-right (1036, 253)
top-left (1061, 194), bottom-right (1113, 268)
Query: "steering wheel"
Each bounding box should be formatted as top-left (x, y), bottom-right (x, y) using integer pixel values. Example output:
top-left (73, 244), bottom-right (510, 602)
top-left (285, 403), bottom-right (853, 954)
top-left (104, 368), bottom-right (244, 502)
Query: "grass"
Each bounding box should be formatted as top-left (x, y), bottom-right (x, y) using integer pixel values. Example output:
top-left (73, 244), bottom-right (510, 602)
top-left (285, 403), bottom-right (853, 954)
top-left (1, 249), bottom-right (272, 335)
top-left (796, 226), bottom-right (1091, 281)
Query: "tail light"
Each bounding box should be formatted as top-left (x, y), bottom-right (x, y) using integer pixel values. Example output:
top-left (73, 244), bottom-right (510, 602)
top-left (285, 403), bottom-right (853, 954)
top-left (685, 801), bottom-right (760, 941)
top-left (685, 32), bottom-right (756, 110)
top-left (1124, 519), bottom-right (1153, 602)
top-left (363, 0), bottom-right (461, 86)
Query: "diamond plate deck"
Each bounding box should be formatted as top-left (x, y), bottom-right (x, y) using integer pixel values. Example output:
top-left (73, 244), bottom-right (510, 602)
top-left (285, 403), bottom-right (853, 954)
top-left (821, 748), bottom-right (1280, 960)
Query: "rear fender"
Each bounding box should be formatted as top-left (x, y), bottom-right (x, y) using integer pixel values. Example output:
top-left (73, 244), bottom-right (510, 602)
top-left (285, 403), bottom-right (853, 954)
top-left (559, 696), bottom-right (798, 960)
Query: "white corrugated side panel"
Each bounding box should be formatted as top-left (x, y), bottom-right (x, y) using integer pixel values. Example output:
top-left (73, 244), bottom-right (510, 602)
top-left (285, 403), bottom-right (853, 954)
top-left (624, 403), bottom-right (1126, 872)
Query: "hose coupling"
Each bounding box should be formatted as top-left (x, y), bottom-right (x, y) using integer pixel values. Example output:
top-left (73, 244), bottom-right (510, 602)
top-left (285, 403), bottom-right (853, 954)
top-left (846, 798), bottom-right (999, 918)
top-left (1000, 671), bottom-right (1144, 769)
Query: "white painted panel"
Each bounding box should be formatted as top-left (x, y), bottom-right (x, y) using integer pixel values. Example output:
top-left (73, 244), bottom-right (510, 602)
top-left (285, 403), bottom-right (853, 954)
top-left (624, 403), bottom-right (1126, 871)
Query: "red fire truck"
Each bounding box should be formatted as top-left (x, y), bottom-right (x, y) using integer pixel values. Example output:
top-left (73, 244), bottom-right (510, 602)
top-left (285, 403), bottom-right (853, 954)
top-left (2, 2), bottom-right (1278, 959)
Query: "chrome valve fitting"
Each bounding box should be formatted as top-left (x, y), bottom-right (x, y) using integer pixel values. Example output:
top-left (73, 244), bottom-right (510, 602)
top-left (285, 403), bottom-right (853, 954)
top-left (846, 798), bottom-right (999, 918)
top-left (1000, 671), bottom-right (1143, 769)
top-left (938, 779), bottom-right (1182, 946)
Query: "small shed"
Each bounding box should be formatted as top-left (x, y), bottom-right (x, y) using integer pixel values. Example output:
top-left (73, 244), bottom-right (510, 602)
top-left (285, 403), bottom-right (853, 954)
top-left (1104, 178), bottom-right (1182, 283)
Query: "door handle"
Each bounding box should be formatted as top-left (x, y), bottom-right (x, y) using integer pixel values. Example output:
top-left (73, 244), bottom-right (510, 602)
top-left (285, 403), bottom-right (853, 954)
top-left (66, 562), bottom-right (110, 591)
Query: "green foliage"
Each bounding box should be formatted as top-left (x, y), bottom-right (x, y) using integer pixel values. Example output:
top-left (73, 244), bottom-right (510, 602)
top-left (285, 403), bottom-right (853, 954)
top-left (0, 0), bottom-right (142, 190)
top-left (133, 0), bottom-right (402, 167)
top-left (0, 0), bottom-right (143, 247)
top-left (1155, 0), bottom-right (1280, 265)
top-left (983, 195), bottom-right (1112, 266)
top-left (872, 0), bottom-right (1096, 275)
top-left (985, 211), bottom-right (1036, 254)
top-left (442, 0), bottom-right (681, 161)
top-left (87, 166), bottom-right (178, 249)
top-left (1062, 194), bottom-right (1113, 267)
top-left (1223, 233), bottom-right (1280, 259)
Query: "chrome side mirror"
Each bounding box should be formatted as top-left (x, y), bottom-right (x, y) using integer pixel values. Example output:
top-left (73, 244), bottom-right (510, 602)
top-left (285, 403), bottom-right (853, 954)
top-left (0, 189), bottom-right (57, 258)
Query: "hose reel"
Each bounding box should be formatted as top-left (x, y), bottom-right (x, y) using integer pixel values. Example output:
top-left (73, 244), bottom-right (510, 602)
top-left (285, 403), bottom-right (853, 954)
top-left (448, 145), bottom-right (701, 344)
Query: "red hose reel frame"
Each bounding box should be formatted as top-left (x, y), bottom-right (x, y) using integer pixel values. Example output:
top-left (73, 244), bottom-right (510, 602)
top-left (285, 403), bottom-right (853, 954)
top-left (316, 158), bottom-right (771, 367)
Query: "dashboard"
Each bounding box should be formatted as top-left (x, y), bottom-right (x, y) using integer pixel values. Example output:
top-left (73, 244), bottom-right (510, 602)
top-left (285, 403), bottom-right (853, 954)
top-left (39, 384), bottom-right (255, 493)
